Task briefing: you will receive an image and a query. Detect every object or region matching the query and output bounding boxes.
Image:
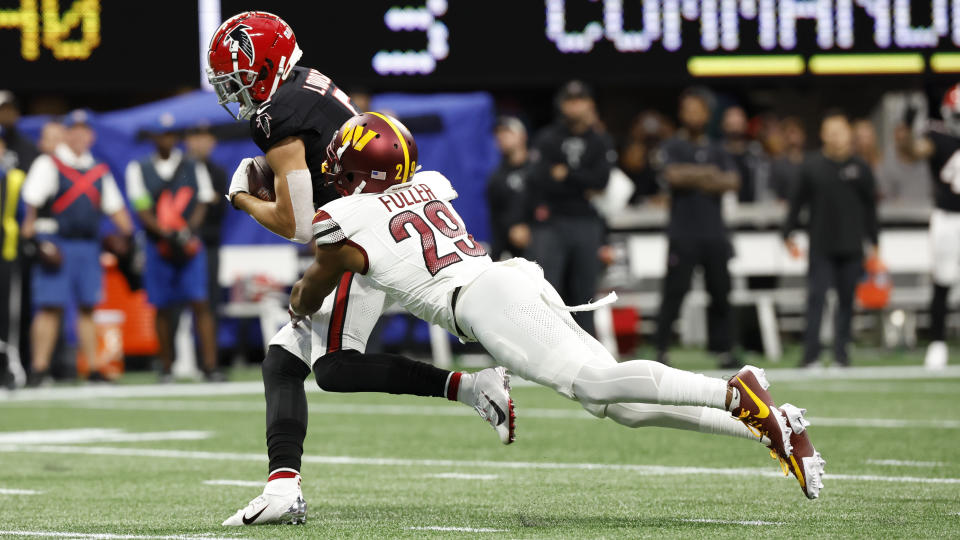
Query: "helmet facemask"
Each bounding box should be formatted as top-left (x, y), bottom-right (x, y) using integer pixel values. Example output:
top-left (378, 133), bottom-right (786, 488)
top-left (207, 67), bottom-right (258, 120)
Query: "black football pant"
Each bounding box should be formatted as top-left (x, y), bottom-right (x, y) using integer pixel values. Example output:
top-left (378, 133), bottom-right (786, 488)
top-left (262, 345), bottom-right (451, 474)
top-left (527, 217), bottom-right (604, 336)
top-left (655, 236), bottom-right (733, 355)
top-left (802, 253), bottom-right (863, 366)
top-left (930, 284), bottom-right (950, 342)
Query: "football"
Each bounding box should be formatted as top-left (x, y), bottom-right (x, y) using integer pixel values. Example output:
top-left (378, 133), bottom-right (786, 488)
top-left (246, 155), bottom-right (276, 202)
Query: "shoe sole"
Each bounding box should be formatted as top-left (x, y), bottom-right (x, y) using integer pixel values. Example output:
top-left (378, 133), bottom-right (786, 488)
top-left (495, 366), bottom-right (517, 445)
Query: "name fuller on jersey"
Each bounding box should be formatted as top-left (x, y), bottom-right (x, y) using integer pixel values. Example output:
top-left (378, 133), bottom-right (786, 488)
top-left (378, 183), bottom-right (437, 212)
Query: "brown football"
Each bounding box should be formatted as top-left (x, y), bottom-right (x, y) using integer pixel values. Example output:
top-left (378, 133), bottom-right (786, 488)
top-left (246, 155), bottom-right (276, 202)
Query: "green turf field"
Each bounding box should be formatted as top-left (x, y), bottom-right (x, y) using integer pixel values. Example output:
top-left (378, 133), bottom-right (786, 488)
top-left (1, 363), bottom-right (958, 539)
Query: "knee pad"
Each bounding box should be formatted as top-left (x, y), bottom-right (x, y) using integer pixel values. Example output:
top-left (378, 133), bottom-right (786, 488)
top-left (311, 348), bottom-right (359, 391)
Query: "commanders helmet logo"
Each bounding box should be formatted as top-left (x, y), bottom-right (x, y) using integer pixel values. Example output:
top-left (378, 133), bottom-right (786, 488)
top-left (225, 23), bottom-right (255, 64)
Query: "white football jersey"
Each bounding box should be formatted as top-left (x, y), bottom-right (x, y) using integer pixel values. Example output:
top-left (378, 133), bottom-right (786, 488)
top-left (313, 171), bottom-right (492, 336)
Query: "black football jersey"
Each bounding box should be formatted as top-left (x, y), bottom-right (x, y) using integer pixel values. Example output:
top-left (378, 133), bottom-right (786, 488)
top-left (927, 126), bottom-right (960, 212)
top-left (249, 65), bottom-right (359, 208)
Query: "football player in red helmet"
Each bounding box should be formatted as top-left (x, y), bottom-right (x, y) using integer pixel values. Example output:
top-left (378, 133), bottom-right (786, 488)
top-left (208, 13), bottom-right (514, 527)
top-left (295, 113), bottom-right (824, 501)
top-left (905, 84), bottom-right (960, 370)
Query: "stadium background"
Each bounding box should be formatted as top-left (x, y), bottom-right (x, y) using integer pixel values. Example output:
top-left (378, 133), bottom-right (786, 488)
top-left (3, 0), bottom-right (959, 363)
top-left (0, 2), bottom-right (959, 539)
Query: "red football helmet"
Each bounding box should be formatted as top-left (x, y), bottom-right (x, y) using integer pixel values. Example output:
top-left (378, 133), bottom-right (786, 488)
top-left (943, 83), bottom-right (960, 135)
top-left (323, 112), bottom-right (419, 195)
top-left (207, 11), bottom-right (302, 120)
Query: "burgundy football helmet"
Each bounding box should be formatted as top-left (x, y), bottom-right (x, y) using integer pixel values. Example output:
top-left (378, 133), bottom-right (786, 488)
top-left (207, 11), bottom-right (302, 120)
top-left (324, 112), bottom-right (419, 196)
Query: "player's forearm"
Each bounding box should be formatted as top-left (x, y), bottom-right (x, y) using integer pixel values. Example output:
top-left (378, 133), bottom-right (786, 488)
top-left (290, 274), bottom-right (332, 316)
top-left (235, 194), bottom-right (296, 239)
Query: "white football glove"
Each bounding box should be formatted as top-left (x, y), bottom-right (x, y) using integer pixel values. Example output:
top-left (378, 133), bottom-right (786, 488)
top-left (228, 157), bottom-right (254, 207)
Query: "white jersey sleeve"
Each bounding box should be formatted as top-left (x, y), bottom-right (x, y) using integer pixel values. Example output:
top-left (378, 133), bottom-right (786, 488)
top-left (317, 171), bottom-right (490, 336)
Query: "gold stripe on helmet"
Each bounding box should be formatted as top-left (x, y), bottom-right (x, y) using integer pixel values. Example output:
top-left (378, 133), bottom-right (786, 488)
top-left (367, 111), bottom-right (410, 182)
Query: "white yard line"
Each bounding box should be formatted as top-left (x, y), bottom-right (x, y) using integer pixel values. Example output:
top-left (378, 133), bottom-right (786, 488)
top-left (406, 526), bottom-right (506, 532)
top-left (866, 459), bottom-right (946, 467)
top-left (14, 399), bottom-right (960, 430)
top-left (201, 480), bottom-right (264, 487)
top-left (2, 365), bottom-right (958, 403)
top-left (680, 518), bottom-right (784, 526)
top-left (1, 444), bottom-right (958, 485)
top-left (0, 429), bottom-right (211, 445)
top-left (0, 488), bottom-right (42, 495)
top-left (0, 532), bottom-right (242, 540)
top-left (426, 473), bottom-right (499, 480)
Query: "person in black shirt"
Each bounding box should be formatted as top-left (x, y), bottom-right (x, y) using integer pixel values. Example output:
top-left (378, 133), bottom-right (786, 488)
top-left (526, 81), bottom-right (616, 336)
top-left (486, 116), bottom-right (530, 260)
top-left (783, 110), bottom-right (879, 367)
top-left (907, 84), bottom-right (960, 369)
top-left (655, 89), bottom-right (741, 368)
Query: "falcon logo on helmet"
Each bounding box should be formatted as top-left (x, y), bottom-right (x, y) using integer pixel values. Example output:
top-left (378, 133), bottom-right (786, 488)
top-left (323, 112), bottom-right (419, 196)
top-left (225, 24), bottom-right (255, 64)
top-left (207, 11), bottom-right (303, 121)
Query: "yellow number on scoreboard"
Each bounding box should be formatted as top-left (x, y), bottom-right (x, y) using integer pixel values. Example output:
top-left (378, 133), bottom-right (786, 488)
top-left (0, 0), bottom-right (101, 61)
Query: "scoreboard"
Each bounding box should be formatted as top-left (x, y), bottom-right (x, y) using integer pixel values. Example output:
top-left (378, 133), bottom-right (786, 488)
top-left (3, 0), bottom-right (960, 92)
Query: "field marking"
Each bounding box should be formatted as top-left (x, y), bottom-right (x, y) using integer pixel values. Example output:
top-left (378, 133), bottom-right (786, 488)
top-left (0, 429), bottom-right (211, 445)
top-left (0, 488), bottom-right (42, 495)
top-left (202, 479), bottom-right (263, 487)
top-left (866, 459), bottom-right (946, 467)
top-left (2, 444), bottom-right (960, 486)
top-left (681, 518), bottom-right (784, 526)
top-left (426, 473), bottom-right (499, 480)
top-left (2, 365), bottom-right (958, 403)
top-left (407, 526), bottom-right (507, 532)
top-left (0, 532), bottom-right (242, 540)
top-left (18, 399), bottom-right (960, 430)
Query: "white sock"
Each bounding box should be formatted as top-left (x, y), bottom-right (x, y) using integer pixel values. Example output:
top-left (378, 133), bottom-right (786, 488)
top-left (657, 366), bottom-right (728, 410)
top-left (698, 407), bottom-right (769, 443)
top-left (265, 468), bottom-right (300, 495)
top-left (453, 372), bottom-right (476, 406)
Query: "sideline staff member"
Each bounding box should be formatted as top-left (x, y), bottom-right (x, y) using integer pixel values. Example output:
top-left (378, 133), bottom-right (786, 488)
top-left (783, 110), bottom-right (879, 368)
top-left (526, 81), bottom-right (616, 336)
top-left (655, 88), bottom-right (740, 369)
top-left (21, 110), bottom-right (133, 384)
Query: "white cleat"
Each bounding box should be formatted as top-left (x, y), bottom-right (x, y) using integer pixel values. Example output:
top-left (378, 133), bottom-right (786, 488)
top-left (222, 473), bottom-right (306, 526)
top-left (925, 341), bottom-right (948, 371)
top-left (471, 367), bottom-right (516, 445)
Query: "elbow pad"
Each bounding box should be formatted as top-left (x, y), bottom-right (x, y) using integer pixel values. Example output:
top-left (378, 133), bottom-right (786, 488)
top-left (285, 169), bottom-right (315, 244)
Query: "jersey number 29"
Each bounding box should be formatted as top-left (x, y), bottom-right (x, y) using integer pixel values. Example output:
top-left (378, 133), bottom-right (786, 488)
top-left (390, 200), bottom-right (486, 276)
